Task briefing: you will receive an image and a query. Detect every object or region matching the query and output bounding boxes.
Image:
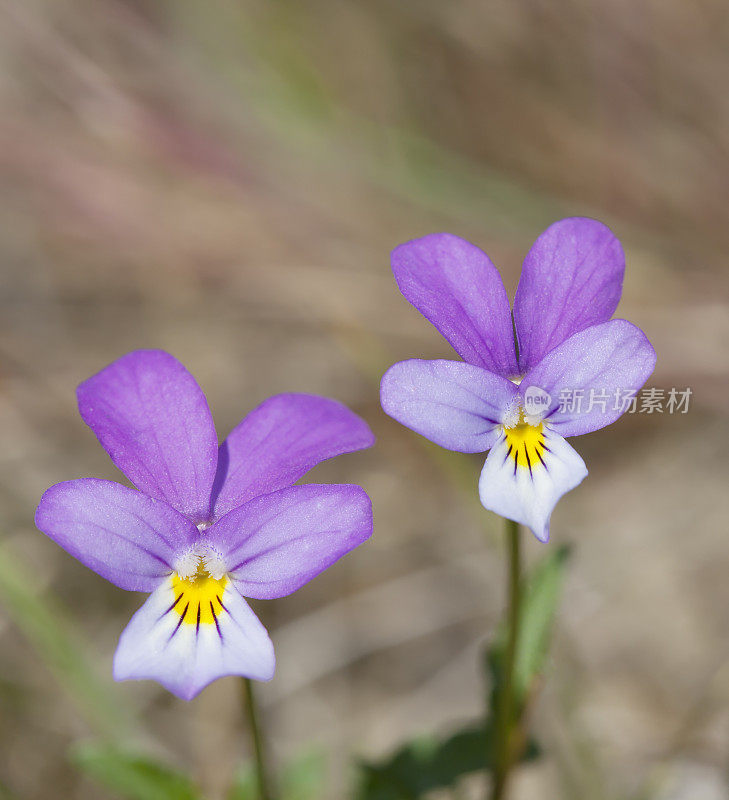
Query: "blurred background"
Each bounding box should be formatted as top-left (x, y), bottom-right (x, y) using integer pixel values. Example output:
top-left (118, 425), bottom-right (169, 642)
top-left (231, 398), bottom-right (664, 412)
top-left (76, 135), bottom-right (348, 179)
top-left (1, 1), bottom-right (728, 798)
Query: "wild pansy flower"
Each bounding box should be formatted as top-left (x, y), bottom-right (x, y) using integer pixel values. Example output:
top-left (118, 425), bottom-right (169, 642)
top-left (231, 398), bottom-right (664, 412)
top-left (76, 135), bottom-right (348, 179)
top-left (35, 350), bottom-right (374, 700)
top-left (381, 217), bottom-right (656, 542)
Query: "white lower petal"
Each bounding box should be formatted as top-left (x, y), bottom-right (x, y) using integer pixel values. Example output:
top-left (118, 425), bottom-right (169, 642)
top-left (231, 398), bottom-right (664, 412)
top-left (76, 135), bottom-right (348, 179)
top-left (478, 426), bottom-right (587, 542)
top-left (113, 576), bottom-right (275, 700)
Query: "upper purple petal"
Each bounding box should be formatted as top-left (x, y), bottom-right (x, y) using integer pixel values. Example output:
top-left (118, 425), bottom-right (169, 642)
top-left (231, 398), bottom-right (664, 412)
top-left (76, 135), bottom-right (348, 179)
top-left (35, 479), bottom-right (198, 592)
top-left (380, 359), bottom-right (519, 453)
top-left (207, 484), bottom-right (373, 600)
top-left (391, 233), bottom-right (518, 377)
top-left (521, 319), bottom-right (657, 437)
top-left (77, 350), bottom-right (219, 522)
top-left (211, 393), bottom-right (374, 520)
top-left (514, 218), bottom-right (625, 372)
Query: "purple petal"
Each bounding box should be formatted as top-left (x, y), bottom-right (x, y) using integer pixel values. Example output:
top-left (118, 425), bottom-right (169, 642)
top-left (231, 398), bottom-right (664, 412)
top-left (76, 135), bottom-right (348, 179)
top-left (522, 319), bottom-right (656, 437)
top-left (35, 479), bottom-right (198, 591)
top-left (514, 218), bottom-right (625, 371)
top-left (212, 393), bottom-right (374, 519)
top-left (479, 428), bottom-right (588, 542)
top-left (380, 359), bottom-right (518, 453)
top-left (77, 350), bottom-right (218, 522)
top-left (207, 484), bottom-right (372, 600)
top-left (392, 233), bottom-right (518, 377)
top-left (113, 576), bottom-right (275, 700)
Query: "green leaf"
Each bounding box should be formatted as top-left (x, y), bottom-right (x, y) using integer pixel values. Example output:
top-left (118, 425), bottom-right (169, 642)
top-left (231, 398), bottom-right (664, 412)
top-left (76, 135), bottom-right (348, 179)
top-left (71, 743), bottom-right (202, 800)
top-left (514, 544), bottom-right (571, 700)
top-left (355, 721), bottom-right (538, 800)
top-left (0, 543), bottom-right (136, 742)
top-left (488, 544), bottom-right (571, 713)
top-left (226, 768), bottom-right (256, 800)
top-left (0, 778), bottom-right (19, 800)
top-left (280, 751), bottom-right (327, 800)
top-left (228, 750), bottom-right (327, 800)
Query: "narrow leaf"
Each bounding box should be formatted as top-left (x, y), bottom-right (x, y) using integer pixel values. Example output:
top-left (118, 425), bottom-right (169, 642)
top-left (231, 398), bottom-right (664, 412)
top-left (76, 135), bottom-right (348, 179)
top-left (71, 743), bottom-right (201, 800)
top-left (280, 751), bottom-right (327, 800)
top-left (488, 545), bottom-right (570, 711)
top-left (228, 750), bottom-right (327, 800)
top-left (0, 543), bottom-right (136, 742)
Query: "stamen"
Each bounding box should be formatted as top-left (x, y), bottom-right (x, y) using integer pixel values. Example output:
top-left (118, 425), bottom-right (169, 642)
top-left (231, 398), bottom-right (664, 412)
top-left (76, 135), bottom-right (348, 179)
top-left (174, 547), bottom-right (202, 581)
top-left (174, 542), bottom-right (226, 581)
top-left (200, 546), bottom-right (226, 580)
top-left (501, 399), bottom-right (522, 429)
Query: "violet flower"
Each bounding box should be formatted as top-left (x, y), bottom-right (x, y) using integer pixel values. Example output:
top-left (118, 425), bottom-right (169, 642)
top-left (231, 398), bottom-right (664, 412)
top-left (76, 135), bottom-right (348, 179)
top-left (36, 350), bottom-right (374, 700)
top-left (381, 217), bottom-right (656, 542)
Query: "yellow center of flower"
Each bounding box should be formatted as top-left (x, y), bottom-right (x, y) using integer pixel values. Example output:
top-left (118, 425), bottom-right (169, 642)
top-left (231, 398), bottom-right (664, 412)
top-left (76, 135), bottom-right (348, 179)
top-left (171, 562), bottom-right (228, 628)
top-left (503, 413), bottom-right (546, 472)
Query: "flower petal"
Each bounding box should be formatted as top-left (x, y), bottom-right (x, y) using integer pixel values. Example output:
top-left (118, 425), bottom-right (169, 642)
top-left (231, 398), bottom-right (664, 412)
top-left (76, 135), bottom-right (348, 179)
top-left (212, 393), bottom-right (374, 519)
top-left (514, 218), bottom-right (625, 371)
top-left (77, 350), bottom-right (218, 521)
top-left (113, 576), bottom-right (275, 701)
top-left (35, 479), bottom-right (198, 591)
top-left (207, 484), bottom-right (372, 600)
top-left (521, 319), bottom-right (656, 437)
top-left (391, 233), bottom-right (518, 376)
top-left (478, 427), bottom-right (587, 542)
top-left (380, 359), bottom-right (518, 453)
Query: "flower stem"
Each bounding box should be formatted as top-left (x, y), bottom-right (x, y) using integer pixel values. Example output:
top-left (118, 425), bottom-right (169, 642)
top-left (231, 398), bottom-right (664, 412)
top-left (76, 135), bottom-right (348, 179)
top-left (490, 517), bottom-right (521, 800)
top-left (243, 678), bottom-right (274, 800)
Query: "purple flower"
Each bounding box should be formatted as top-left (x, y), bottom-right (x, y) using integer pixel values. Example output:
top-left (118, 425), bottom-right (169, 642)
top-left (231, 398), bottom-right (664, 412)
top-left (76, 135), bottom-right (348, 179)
top-left (381, 217), bottom-right (656, 542)
top-left (35, 350), bottom-right (374, 700)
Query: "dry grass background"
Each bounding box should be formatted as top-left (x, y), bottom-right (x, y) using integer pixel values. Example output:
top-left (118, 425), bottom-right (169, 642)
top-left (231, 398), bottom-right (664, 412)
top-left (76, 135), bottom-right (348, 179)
top-left (1, 1), bottom-right (728, 798)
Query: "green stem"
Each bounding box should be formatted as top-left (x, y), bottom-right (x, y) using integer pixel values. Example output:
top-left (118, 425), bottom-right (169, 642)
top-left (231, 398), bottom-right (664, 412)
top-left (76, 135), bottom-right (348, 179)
top-left (490, 517), bottom-right (522, 800)
top-left (243, 678), bottom-right (274, 800)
